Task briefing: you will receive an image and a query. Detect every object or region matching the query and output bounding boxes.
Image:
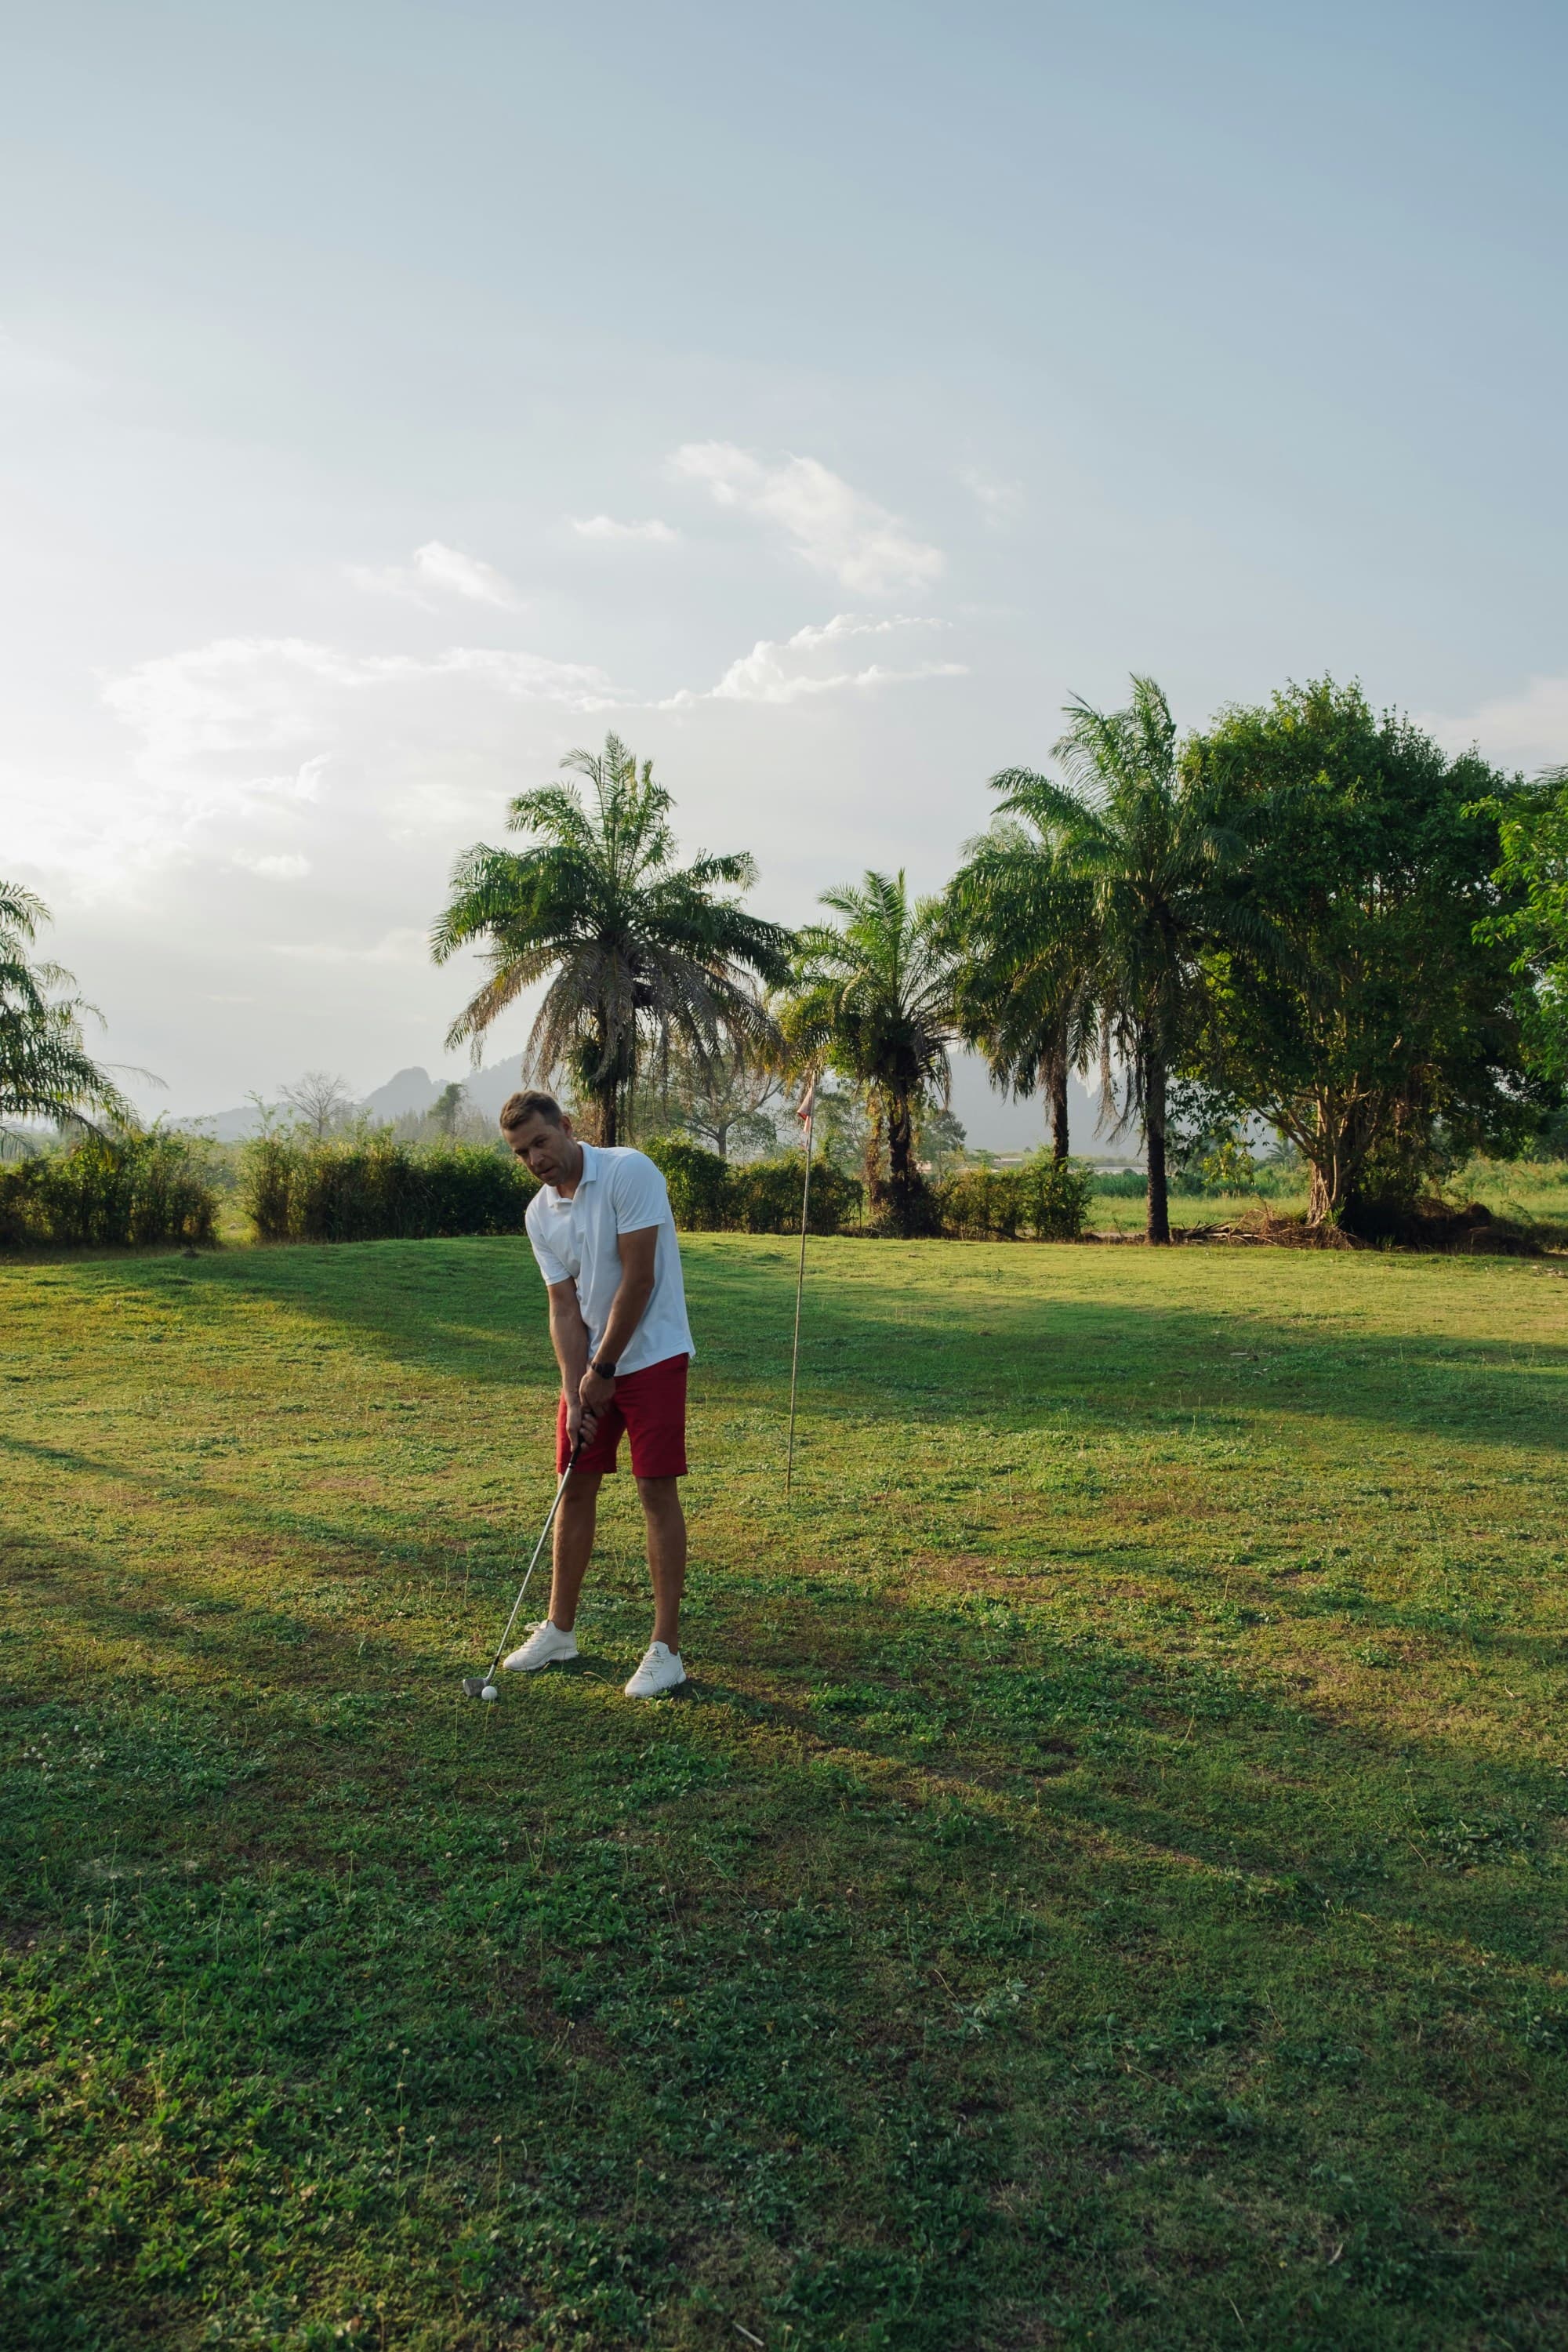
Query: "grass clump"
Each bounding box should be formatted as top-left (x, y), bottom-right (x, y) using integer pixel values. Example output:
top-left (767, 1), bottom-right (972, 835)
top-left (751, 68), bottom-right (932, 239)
top-left (2, 1236), bottom-right (1567, 2346)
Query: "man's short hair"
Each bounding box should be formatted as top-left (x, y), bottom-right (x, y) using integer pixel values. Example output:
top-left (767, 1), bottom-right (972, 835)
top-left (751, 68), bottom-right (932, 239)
top-left (499, 1088), bottom-right (564, 1133)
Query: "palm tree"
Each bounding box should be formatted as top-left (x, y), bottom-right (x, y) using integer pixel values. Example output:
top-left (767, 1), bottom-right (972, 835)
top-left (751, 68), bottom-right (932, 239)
top-left (993, 677), bottom-right (1257, 1243)
top-left (944, 819), bottom-right (1097, 1161)
top-left (431, 733), bottom-right (793, 1144)
top-left (1, 882), bottom-right (130, 1142)
top-left (784, 870), bottom-right (955, 1235)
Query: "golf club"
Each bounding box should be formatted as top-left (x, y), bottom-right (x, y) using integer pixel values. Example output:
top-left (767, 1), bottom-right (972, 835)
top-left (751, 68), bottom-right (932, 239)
top-left (463, 1431), bottom-right (586, 1700)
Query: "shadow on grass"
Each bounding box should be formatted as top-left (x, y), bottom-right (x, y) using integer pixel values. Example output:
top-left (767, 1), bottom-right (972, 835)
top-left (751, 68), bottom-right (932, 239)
top-left (9, 1461), bottom-right (1568, 2347)
top-left (8, 1492), bottom-right (1563, 1961)
top-left (78, 1236), bottom-right (1568, 1465)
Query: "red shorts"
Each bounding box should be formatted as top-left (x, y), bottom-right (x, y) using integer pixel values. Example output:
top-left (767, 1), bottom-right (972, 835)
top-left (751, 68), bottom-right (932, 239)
top-left (557, 1352), bottom-right (689, 1479)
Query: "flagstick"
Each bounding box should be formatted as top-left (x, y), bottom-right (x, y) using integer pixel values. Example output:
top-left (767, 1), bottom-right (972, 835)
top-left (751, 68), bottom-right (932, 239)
top-left (785, 1101), bottom-right (815, 1497)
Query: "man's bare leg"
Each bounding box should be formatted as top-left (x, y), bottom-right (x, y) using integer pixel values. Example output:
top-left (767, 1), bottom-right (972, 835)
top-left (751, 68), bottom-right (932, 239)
top-left (545, 1471), bottom-right (602, 1633)
top-left (637, 1475), bottom-right (686, 1651)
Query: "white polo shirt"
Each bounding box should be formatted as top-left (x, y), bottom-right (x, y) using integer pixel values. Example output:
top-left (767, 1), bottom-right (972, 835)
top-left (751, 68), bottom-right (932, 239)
top-left (524, 1143), bottom-right (695, 1376)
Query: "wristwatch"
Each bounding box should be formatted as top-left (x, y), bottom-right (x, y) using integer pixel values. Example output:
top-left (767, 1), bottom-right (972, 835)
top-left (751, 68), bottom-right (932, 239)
top-left (590, 1356), bottom-right (618, 1380)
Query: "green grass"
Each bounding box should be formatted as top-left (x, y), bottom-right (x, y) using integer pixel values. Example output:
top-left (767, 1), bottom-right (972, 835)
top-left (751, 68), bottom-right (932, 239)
top-left (3, 1236), bottom-right (1567, 2350)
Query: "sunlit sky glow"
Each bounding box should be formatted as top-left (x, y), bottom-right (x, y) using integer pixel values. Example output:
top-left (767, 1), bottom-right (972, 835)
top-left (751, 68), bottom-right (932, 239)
top-left (3, 0), bottom-right (1565, 1131)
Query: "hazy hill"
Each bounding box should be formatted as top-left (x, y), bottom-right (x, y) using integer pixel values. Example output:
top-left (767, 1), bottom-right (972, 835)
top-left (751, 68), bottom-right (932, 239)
top-left (180, 1054), bottom-right (1134, 1159)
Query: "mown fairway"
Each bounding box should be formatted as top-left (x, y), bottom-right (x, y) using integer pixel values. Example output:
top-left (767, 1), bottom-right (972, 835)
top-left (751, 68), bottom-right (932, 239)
top-left (3, 1236), bottom-right (1566, 2350)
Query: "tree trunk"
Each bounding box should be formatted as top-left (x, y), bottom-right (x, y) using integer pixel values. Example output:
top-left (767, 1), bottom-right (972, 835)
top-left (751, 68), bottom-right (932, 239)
top-left (596, 1081), bottom-right (619, 1148)
top-left (863, 1097), bottom-right (887, 1221)
top-left (1145, 1056), bottom-right (1171, 1245)
top-left (1049, 1045), bottom-right (1070, 1162)
top-left (887, 1091), bottom-right (914, 1223)
top-left (886, 1092), bottom-right (937, 1236)
top-left (1301, 1094), bottom-right (1373, 1229)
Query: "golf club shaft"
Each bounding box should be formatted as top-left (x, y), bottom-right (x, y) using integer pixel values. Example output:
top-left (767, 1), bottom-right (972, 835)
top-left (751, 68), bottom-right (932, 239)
top-left (485, 1434), bottom-right (585, 1681)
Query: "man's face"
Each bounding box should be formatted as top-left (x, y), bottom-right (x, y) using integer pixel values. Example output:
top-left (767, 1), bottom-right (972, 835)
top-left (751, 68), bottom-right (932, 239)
top-left (506, 1112), bottom-right (576, 1183)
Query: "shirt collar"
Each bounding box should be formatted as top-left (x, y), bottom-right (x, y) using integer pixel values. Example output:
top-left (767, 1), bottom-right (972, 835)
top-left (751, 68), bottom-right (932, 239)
top-left (576, 1141), bottom-right (599, 1185)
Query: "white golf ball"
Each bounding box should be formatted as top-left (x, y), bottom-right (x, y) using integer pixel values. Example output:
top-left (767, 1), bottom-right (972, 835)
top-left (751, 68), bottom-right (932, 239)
top-left (481, 1685), bottom-right (499, 1702)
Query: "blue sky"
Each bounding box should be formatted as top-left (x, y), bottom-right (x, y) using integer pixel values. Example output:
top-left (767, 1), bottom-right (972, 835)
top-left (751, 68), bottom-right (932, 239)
top-left (4, 0), bottom-right (1565, 1128)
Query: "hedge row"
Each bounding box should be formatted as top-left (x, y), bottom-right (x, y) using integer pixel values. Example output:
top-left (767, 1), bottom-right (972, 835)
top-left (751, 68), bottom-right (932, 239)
top-left (0, 1133), bottom-right (218, 1250)
top-left (647, 1137), bottom-right (1093, 1242)
top-left (644, 1138), bottom-right (862, 1233)
top-left (241, 1135), bottom-right (539, 1243)
top-left (1, 1129), bottom-right (1095, 1253)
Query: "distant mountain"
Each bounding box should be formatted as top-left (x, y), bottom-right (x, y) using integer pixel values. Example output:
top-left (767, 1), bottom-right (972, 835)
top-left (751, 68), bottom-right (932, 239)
top-left (178, 1056), bottom-right (530, 1142)
top-left (361, 1066), bottom-right (442, 1120)
top-left (187, 1101), bottom-right (271, 1142)
top-left (176, 1051), bottom-right (1139, 1159)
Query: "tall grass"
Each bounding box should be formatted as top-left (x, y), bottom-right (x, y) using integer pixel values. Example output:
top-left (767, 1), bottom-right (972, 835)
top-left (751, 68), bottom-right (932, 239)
top-left (241, 1134), bottom-right (538, 1243)
top-left (0, 1131), bottom-right (219, 1249)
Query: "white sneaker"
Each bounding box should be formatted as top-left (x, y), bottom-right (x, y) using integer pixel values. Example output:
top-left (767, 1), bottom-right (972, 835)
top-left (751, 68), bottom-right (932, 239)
top-left (503, 1621), bottom-right (579, 1673)
top-left (624, 1642), bottom-right (687, 1700)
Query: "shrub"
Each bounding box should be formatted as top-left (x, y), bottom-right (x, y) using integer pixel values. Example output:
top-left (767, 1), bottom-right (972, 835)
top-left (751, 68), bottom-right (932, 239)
top-left (1015, 1152), bottom-right (1093, 1239)
top-left (642, 1137), bottom-right (861, 1234)
top-left (0, 1131), bottom-right (219, 1250)
top-left (241, 1136), bottom-right (537, 1243)
top-left (643, 1137), bottom-right (734, 1231)
top-left (730, 1155), bottom-right (862, 1235)
top-left (937, 1166), bottom-right (1025, 1240)
top-left (935, 1152), bottom-right (1091, 1243)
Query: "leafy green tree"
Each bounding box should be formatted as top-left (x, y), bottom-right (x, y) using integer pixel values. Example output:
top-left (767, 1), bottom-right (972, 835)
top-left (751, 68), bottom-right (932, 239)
top-left (632, 1033), bottom-right (783, 1160)
top-left (810, 1077), bottom-right (873, 1181)
top-left (431, 733), bottom-right (793, 1145)
top-left (914, 1104), bottom-right (968, 1178)
top-left (1, 881), bottom-right (130, 1141)
top-left (431, 1080), bottom-right (468, 1138)
top-left (945, 806), bottom-right (1098, 1161)
top-left (1184, 680), bottom-right (1533, 1229)
top-left (989, 677), bottom-right (1260, 1243)
top-left (1475, 766), bottom-right (1568, 1094)
top-left (784, 870), bottom-right (955, 1235)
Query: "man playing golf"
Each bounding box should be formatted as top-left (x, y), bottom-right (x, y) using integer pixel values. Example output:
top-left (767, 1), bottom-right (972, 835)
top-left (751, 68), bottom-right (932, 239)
top-left (498, 1090), bottom-right (694, 1699)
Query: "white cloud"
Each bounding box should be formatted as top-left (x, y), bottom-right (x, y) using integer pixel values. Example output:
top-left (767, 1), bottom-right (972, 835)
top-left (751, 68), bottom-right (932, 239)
top-left (1422, 675), bottom-right (1568, 776)
top-left (570, 514), bottom-right (679, 544)
top-left (662, 613), bottom-right (967, 708)
top-left (233, 850), bottom-right (312, 881)
top-left (103, 636), bottom-right (620, 775)
top-left (960, 465), bottom-right (1022, 528)
top-left (43, 633), bottom-right (628, 903)
top-left (347, 539), bottom-right (520, 608)
top-left (271, 927), bottom-right (427, 965)
top-left (669, 442), bottom-right (944, 597)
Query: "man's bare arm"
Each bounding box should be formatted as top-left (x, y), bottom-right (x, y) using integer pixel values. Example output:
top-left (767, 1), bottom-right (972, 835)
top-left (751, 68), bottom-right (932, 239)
top-left (546, 1279), bottom-right (593, 1441)
top-left (577, 1225), bottom-right (658, 1417)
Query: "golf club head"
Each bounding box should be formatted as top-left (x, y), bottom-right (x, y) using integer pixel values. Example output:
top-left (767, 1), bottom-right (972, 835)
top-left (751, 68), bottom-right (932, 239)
top-left (461, 1676), bottom-right (490, 1699)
